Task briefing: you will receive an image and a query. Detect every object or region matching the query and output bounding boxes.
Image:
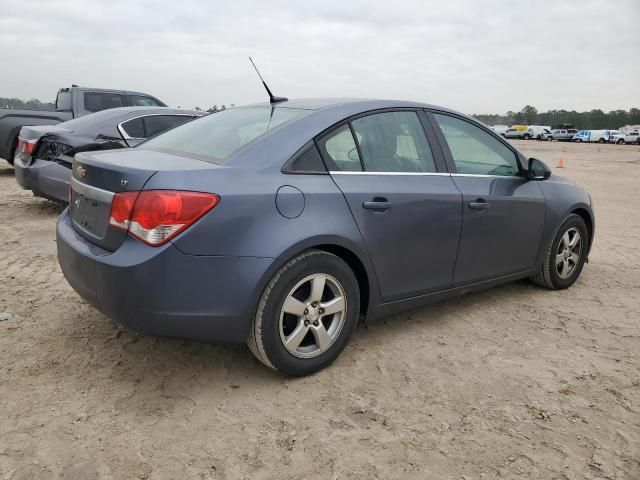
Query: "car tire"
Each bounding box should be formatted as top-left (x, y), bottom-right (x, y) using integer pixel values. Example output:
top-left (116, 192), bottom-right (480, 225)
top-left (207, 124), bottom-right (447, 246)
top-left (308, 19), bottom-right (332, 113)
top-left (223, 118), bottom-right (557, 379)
top-left (598, 138), bottom-right (605, 144)
top-left (536, 134), bottom-right (542, 140)
top-left (617, 139), bottom-right (624, 145)
top-left (7, 137), bottom-right (17, 166)
top-left (547, 136), bottom-right (553, 141)
top-left (530, 214), bottom-right (589, 290)
top-left (523, 134), bottom-right (530, 140)
top-left (247, 249), bottom-right (360, 376)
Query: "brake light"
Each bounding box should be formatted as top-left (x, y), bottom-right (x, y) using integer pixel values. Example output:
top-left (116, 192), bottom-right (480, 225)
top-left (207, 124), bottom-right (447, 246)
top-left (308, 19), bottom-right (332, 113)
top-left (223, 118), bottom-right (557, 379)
top-left (16, 137), bottom-right (37, 155)
top-left (108, 190), bottom-right (219, 246)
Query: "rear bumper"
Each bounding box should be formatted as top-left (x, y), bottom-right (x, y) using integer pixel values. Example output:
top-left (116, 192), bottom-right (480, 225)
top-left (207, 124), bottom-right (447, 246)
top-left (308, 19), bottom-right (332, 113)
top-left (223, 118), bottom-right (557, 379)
top-left (14, 158), bottom-right (70, 203)
top-left (56, 210), bottom-right (273, 343)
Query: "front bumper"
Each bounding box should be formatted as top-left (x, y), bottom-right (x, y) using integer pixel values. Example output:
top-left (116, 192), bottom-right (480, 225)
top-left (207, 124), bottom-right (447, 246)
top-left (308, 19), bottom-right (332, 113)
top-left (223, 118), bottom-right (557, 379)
top-left (14, 158), bottom-right (70, 203)
top-left (56, 210), bottom-right (274, 343)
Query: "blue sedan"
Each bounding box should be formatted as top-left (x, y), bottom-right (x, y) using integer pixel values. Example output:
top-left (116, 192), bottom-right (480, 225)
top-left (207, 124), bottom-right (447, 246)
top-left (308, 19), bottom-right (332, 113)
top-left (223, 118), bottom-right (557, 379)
top-left (56, 99), bottom-right (594, 376)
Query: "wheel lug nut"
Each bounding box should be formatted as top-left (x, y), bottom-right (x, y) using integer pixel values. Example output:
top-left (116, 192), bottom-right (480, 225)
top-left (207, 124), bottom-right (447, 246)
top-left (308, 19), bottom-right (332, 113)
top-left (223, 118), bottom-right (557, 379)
top-left (313, 321), bottom-right (319, 326)
top-left (304, 320), bottom-right (309, 326)
top-left (304, 309), bottom-right (308, 314)
top-left (319, 308), bottom-right (324, 314)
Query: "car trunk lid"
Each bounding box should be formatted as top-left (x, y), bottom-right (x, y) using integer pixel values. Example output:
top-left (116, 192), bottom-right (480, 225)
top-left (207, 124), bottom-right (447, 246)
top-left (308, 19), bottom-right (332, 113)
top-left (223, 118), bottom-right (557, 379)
top-left (69, 149), bottom-right (213, 251)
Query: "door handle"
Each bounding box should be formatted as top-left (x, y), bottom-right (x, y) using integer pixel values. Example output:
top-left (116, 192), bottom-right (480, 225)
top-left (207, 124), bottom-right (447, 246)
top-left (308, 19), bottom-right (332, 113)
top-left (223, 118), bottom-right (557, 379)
top-left (468, 200), bottom-right (490, 211)
top-left (363, 199), bottom-right (392, 210)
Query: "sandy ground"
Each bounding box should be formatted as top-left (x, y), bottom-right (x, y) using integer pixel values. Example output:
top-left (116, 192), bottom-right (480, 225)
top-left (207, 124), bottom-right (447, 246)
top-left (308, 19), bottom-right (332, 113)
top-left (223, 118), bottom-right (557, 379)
top-left (0, 140), bottom-right (639, 480)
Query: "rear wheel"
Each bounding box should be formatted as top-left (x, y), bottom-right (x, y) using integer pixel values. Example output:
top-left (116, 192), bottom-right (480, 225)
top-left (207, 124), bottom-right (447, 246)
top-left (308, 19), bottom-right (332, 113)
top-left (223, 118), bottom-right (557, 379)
top-left (547, 136), bottom-right (553, 141)
top-left (247, 250), bottom-right (360, 376)
top-left (598, 138), bottom-right (605, 144)
top-left (530, 214), bottom-right (588, 290)
top-left (6, 137), bottom-right (17, 165)
top-left (523, 134), bottom-right (530, 140)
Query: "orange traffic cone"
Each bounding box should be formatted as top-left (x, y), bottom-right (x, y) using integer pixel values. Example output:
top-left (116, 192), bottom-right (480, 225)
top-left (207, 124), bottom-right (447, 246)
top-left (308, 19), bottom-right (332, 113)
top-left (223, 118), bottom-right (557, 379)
top-left (556, 157), bottom-right (565, 168)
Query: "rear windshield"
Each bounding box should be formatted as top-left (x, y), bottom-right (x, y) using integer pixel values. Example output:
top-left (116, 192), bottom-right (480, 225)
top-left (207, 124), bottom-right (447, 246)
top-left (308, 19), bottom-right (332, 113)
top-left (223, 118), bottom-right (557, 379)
top-left (140, 106), bottom-right (308, 163)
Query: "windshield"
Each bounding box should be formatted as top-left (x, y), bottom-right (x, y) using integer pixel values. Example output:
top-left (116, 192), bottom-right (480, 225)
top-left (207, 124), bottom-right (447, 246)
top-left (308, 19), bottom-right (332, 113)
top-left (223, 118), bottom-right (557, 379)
top-left (141, 106), bottom-right (308, 163)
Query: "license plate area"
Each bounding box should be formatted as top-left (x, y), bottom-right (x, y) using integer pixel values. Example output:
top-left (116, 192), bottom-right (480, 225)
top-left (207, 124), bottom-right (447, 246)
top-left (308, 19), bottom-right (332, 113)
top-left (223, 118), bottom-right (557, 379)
top-left (70, 178), bottom-right (114, 240)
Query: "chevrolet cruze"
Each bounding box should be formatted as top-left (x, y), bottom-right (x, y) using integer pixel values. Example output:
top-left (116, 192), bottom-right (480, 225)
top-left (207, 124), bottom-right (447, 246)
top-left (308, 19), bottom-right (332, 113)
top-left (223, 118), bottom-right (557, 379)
top-left (57, 99), bottom-right (594, 376)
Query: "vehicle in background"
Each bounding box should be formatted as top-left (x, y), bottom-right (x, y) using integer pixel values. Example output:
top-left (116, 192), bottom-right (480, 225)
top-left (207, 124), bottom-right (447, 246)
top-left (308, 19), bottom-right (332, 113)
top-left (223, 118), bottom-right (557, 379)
top-left (618, 130), bottom-right (640, 144)
top-left (608, 131), bottom-right (622, 143)
top-left (572, 130), bottom-right (614, 143)
top-left (523, 125), bottom-right (551, 140)
top-left (0, 86), bottom-right (166, 165)
top-left (56, 98), bottom-right (594, 376)
top-left (572, 130), bottom-right (591, 142)
top-left (490, 125), bottom-right (509, 137)
top-left (546, 129), bottom-right (578, 141)
top-left (504, 125), bottom-right (528, 139)
top-left (14, 107), bottom-right (202, 203)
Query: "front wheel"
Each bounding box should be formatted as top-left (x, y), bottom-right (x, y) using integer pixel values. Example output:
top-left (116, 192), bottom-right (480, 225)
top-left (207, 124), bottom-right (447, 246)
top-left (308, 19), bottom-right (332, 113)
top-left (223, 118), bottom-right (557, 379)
top-left (547, 136), bottom-right (553, 141)
top-left (247, 250), bottom-right (360, 376)
top-left (598, 138), bottom-right (605, 144)
top-left (530, 214), bottom-right (589, 289)
top-left (617, 139), bottom-right (625, 144)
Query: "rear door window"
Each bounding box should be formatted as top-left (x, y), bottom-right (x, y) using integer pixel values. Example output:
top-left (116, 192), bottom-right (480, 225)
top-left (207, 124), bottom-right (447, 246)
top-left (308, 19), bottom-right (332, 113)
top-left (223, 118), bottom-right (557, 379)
top-left (84, 92), bottom-right (125, 113)
top-left (317, 125), bottom-right (362, 172)
top-left (350, 111), bottom-right (436, 172)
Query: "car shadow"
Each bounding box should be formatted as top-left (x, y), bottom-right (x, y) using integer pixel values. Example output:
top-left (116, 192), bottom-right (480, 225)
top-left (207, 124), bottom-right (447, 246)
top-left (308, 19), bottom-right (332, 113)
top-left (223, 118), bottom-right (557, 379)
top-left (0, 165), bottom-right (16, 176)
top-left (16, 197), bottom-right (66, 216)
top-left (55, 278), bottom-right (536, 405)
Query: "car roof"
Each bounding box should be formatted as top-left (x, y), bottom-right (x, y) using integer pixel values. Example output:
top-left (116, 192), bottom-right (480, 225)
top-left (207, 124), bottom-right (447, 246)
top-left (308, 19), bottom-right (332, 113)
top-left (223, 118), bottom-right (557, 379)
top-left (242, 97), bottom-right (461, 115)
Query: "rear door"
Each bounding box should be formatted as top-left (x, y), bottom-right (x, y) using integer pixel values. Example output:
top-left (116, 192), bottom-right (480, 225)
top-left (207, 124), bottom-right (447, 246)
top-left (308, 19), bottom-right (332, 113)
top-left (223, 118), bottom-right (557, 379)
top-left (428, 112), bottom-right (546, 285)
top-left (320, 110), bottom-right (462, 302)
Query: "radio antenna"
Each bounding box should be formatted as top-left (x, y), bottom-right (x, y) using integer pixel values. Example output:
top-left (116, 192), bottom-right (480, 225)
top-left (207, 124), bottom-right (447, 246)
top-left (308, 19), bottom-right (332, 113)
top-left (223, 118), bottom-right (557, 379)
top-left (249, 57), bottom-right (288, 104)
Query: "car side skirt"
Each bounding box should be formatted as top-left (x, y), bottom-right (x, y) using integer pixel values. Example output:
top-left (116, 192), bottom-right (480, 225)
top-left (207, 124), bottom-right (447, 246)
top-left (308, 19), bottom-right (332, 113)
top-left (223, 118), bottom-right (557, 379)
top-left (367, 269), bottom-right (537, 321)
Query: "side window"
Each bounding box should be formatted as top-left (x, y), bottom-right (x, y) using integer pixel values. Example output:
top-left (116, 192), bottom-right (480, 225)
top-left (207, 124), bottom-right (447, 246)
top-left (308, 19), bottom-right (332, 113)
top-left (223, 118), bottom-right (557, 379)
top-left (432, 113), bottom-right (520, 176)
top-left (283, 143), bottom-right (327, 174)
top-left (120, 118), bottom-right (145, 138)
top-left (351, 111), bottom-right (436, 172)
top-left (129, 95), bottom-right (162, 107)
top-left (84, 92), bottom-right (125, 113)
top-left (317, 125), bottom-right (362, 172)
top-left (143, 115), bottom-right (193, 137)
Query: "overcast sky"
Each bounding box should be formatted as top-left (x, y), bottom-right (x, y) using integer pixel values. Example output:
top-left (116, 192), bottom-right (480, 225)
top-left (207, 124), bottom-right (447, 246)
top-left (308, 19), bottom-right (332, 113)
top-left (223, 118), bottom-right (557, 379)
top-left (0, 0), bottom-right (638, 114)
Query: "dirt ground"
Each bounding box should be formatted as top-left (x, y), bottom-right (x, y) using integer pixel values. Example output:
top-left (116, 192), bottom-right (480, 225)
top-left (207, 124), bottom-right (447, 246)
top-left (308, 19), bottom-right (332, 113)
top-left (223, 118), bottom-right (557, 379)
top-left (1, 140), bottom-right (639, 480)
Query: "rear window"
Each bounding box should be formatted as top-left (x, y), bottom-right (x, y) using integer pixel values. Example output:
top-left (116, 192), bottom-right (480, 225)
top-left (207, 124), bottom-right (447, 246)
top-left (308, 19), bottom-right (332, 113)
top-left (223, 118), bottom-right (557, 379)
top-left (56, 91), bottom-right (72, 111)
top-left (141, 107), bottom-right (308, 163)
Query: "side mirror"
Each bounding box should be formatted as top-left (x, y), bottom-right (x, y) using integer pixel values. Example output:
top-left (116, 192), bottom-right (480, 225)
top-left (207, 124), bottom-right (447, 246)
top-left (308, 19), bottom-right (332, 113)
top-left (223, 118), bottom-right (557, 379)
top-left (527, 158), bottom-right (551, 180)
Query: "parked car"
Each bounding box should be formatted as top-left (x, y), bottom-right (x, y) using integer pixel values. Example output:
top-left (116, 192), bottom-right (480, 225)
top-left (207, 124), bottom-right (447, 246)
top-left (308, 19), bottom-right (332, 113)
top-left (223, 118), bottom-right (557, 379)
top-left (546, 129), bottom-right (578, 141)
top-left (14, 107), bottom-right (202, 203)
top-left (57, 99), bottom-right (594, 376)
top-left (504, 125), bottom-right (528, 139)
top-left (523, 125), bottom-right (551, 140)
top-left (490, 125), bottom-right (509, 137)
top-left (617, 130), bottom-right (640, 144)
top-left (608, 131), bottom-right (622, 143)
top-left (0, 86), bottom-right (166, 165)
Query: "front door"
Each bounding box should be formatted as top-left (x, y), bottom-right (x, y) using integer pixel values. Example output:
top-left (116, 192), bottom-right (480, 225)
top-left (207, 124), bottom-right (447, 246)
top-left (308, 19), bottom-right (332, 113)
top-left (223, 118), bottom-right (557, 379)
top-left (429, 112), bottom-right (546, 285)
top-left (318, 111), bottom-right (462, 302)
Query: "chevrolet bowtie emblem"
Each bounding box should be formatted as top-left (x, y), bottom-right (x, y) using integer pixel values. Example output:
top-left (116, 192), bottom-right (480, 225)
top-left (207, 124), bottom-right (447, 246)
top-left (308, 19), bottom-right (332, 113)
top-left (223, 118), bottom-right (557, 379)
top-left (76, 165), bottom-right (86, 178)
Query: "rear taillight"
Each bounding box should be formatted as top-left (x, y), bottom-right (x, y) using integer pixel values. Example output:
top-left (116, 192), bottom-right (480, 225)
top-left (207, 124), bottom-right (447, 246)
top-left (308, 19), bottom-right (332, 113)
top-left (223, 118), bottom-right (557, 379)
top-left (108, 190), bottom-right (219, 246)
top-left (16, 137), bottom-right (37, 156)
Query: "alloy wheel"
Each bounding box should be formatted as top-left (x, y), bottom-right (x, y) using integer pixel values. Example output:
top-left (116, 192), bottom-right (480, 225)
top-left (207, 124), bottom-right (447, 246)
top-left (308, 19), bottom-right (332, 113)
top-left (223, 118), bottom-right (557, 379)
top-left (279, 273), bottom-right (347, 358)
top-left (555, 227), bottom-right (582, 279)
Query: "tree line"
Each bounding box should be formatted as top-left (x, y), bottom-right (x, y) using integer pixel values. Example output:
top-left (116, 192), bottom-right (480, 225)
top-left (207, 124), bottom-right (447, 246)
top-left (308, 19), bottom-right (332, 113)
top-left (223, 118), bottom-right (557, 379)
top-left (1, 97), bottom-right (55, 111)
top-left (473, 105), bottom-right (640, 129)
